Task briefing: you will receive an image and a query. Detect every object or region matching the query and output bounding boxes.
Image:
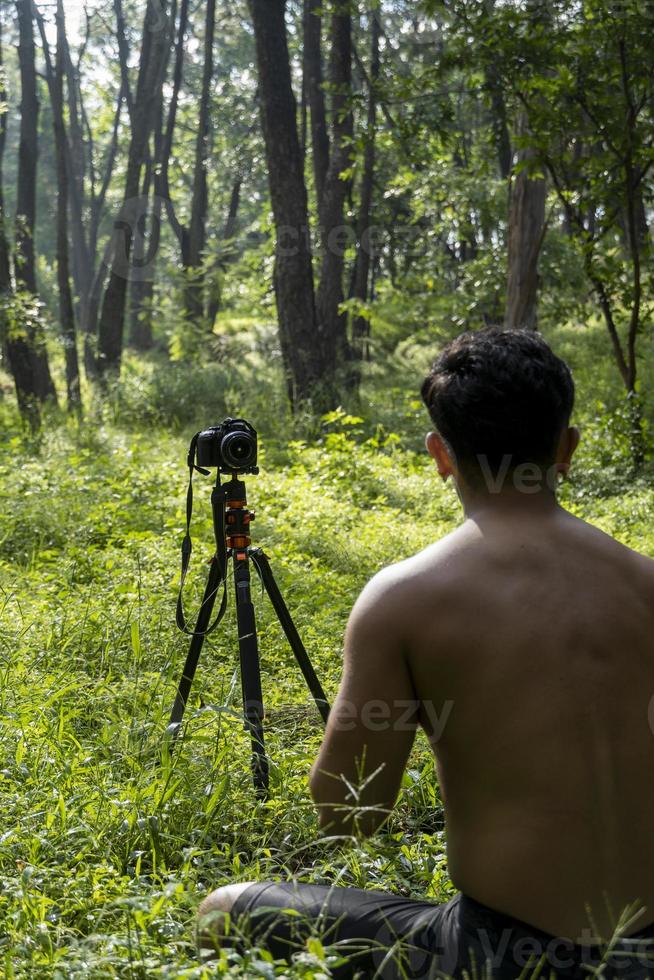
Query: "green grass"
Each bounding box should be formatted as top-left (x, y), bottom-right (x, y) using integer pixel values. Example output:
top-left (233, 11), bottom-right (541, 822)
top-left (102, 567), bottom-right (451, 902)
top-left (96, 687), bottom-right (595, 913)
top-left (0, 317), bottom-right (653, 977)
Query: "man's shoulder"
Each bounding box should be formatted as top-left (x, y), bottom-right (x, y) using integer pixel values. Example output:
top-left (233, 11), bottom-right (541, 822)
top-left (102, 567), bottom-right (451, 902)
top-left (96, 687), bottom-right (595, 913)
top-left (571, 511), bottom-right (654, 577)
top-left (356, 527), bottom-right (470, 617)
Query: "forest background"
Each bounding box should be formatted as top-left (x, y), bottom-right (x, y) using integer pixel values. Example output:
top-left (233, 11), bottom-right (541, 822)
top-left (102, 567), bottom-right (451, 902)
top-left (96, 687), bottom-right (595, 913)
top-left (0, 0), bottom-right (653, 976)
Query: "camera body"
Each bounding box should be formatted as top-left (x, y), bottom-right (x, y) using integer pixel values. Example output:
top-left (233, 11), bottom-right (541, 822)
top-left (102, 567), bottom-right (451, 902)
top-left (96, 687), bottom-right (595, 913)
top-left (196, 418), bottom-right (259, 474)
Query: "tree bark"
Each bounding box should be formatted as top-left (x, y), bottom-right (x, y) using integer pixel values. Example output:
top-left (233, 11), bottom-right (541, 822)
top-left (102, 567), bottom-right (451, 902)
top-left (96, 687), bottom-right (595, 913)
top-left (62, 28), bottom-right (95, 366)
top-left (304, 0), bottom-right (329, 207)
top-left (486, 70), bottom-right (512, 180)
top-left (36, 1), bottom-right (82, 412)
top-left (185, 0), bottom-right (217, 323)
top-left (207, 176), bottom-right (242, 327)
top-left (61, 13), bottom-right (129, 378)
top-left (0, 12), bottom-right (15, 407)
top-left (128, 135), bottom-right (158, 351)
top-left (315, 2), bottom-right (354, 382)
top-left (483, 0), bottom-right (512, 180)
top-left (249, 0), bottom-right (321, 407)
top-left (0, 16), bottom-right (9, 299)
top-left (156, 0), bottom-right (188, 253)
top-left (505, 0), bottom-right (550, 331)
top-left (96, 0), bottom-right (172, 376)
top-left (126, 3), bottom-right (176, 351)
top-left (350, 6), bottom-right (380, 370)
top-left (9, 0), bottom-right (57, 420)
top-left (114, 0), bottom-right (135, 122)
top-left (504, 111), bottom-right (546, 330)
top-left (63, 37), bottom-right (91, 311)
top-left (14, 1), bottom-right (42, 291)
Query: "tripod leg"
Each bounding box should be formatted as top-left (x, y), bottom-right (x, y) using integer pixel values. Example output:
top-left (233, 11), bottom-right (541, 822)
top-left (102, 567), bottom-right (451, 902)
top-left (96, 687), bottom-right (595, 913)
top-left (251, 550), bottom-right (330, 724)
top-left (233, 552), bottom-right (269, 798)
top-left (167, 558), bottom-right (222, 745)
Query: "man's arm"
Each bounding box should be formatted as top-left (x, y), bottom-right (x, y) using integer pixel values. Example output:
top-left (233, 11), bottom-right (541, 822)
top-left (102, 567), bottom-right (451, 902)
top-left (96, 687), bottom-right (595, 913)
top-left (309, 571), bottom-right (419, 837)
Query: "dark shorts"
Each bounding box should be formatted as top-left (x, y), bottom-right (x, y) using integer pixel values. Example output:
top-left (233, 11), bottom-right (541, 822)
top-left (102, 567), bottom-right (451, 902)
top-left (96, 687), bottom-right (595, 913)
top-left (230, 882), bottom-right (654, 979)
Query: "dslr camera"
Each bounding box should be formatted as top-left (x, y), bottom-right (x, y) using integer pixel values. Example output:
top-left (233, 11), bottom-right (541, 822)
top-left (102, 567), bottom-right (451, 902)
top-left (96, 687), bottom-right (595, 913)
top-left (196, 418), bottom-right (259, 474)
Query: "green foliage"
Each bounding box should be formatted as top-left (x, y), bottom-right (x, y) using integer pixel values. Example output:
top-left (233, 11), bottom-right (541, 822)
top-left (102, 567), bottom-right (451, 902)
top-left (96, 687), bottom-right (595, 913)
top-left (0, 414), bottom-right (453, 977)
top-left (0, 291), bottom-right (48, 344)
top-left (1, 315), bottom-right (653, 975)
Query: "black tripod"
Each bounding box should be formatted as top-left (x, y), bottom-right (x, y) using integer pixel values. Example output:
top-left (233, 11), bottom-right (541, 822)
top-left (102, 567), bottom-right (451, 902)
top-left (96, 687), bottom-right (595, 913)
top-left (167, 473), bottom-right (330, 798)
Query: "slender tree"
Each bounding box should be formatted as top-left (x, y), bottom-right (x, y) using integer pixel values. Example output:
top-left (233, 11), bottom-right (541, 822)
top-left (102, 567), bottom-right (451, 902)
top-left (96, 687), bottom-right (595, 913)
top-left (7, 0), bottom-right (57, 424)
top-left (185, 0), bottom-right (217, 323)
top-left (304, 0), bottom-right (329, 206)
top-left (0, 8), bottom-right (17, 411)
top-left (128, 118), bottom-right (159, 351)
top-left (207, 175), bottom-right (243, 327)
top-left (156, 0), bottom-right (188, 244)
top-left (503, 0), bottom-right (550, 330)
top-left (248, 0), bottom-right (322, 406)
top-left (127, 3), bottom-right (172, 356)
top-left (114, 0), bottom-right (135, 121)
top-left (504, 111), bottom-right (547, 330)
top-left (482, 0), bottom-right (512, 181)
top-left (36, 1), bottom-right (82, 412)
top-left (0, 11), bottom-right (10, 301)
top-left (350, 6), bottom-right (381, 370)
top-left (314, 1), bottom-right (355, 387)
top-left (156, 0), bottom-right (223, 332)
top-left (96, 0), bottom-right (172, 376)
top-left (62, 15), bottom-right (126, 376)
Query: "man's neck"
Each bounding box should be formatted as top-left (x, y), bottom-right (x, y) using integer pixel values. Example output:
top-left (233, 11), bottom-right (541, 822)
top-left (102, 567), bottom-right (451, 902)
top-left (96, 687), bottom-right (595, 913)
top-left (458, 485), bottom-right (562, 521)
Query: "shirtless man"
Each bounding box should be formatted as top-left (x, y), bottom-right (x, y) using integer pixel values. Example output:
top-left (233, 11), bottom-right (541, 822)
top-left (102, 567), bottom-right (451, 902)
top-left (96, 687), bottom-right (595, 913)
top-left (198, 329), bottom-right (654, 978)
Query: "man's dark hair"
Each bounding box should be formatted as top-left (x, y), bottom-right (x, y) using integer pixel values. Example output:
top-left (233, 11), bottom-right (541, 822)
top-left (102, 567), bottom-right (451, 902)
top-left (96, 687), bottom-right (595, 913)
top-left (421, 328), bottom-right (575, 483)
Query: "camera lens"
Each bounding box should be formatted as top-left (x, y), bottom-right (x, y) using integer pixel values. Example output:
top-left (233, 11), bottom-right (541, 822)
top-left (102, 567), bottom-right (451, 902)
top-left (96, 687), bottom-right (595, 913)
top-left (221, 431), bottom-right (257, 470)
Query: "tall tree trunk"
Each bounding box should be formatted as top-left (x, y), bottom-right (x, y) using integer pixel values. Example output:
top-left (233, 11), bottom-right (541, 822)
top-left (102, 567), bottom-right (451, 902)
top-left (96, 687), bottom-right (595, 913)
top-left (96, 0), bottom-right (171, 377)
top-left (619, 187), bottom-right (649, 255)
top-left (127, 0), bottom-right (179, 351)
top-left (156, 0), bottom-right (188, 252)
top-left (129, 148), bottom-right (156, 351)
top-left (483, 0), bottom-right (512, 180)
top-left (505, 0), bottom-right (550, 331)
top-left (0, 13), bottom-right (14, 401)
top-left (115, 0), bottom-right (148, 350)
top-left (486, 70), bottom-right (512, 180)
top-left (185, 0), bottom-right (217, 324)
top-left (249, 0), bottom-right (321, 408)
top-left (304, 0), bottom-right (329, 206)
top-left (504, 111), bottom-right (546, 330)
top-left (36, 1), bottom-right (82, 412)
top-left (62, 27), bottom-right (99, 371)
top-left (73, 0), bottom-right (135, 369)
top-left (63, 40), bottom-right (92, 319)
top-left (350, 7), bottom-right (380, 373)
top-left (207, 176), bottom-right (242, 327)
top-left (9, 0), bottom-right (57, 423)
top-left (114, 0), bottom-right (135, 122)
top-left (315, 2), bottom-right (354, 383)
top-left (14, 1), bottom-right (45, 295)
top-left (154, 0), bottom-right (201, 330)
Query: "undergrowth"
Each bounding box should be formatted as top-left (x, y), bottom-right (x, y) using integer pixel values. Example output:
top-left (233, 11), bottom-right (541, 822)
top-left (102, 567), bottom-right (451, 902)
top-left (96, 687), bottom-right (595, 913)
top-left (0, 318), bottom-right (653, 977)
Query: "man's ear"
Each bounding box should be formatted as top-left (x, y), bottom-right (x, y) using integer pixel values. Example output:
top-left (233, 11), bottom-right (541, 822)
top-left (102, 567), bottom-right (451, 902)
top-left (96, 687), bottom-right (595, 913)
top-left (556, 426), bottom-right (580, 476)
top-left (426, 431), bottom-right (455, 482)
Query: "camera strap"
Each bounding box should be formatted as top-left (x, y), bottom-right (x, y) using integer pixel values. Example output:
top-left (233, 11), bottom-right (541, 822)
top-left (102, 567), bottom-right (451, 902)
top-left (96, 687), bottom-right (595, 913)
top-left (176, 432), bottom-right (229, 637)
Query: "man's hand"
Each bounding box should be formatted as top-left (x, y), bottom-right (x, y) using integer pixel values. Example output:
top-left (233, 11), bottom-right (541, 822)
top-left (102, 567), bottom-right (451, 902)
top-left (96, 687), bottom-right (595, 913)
top-left (309, 568), bottom-right (419, 837)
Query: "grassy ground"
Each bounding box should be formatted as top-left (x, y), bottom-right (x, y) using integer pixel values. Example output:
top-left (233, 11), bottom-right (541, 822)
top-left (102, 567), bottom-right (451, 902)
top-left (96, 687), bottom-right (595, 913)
top-left (0, 318), bottom-right (653, 977)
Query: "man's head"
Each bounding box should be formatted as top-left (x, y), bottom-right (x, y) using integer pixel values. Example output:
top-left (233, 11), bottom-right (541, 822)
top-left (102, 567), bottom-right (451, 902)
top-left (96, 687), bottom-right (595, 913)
top-left (421, 328), bottom-right (578, 493)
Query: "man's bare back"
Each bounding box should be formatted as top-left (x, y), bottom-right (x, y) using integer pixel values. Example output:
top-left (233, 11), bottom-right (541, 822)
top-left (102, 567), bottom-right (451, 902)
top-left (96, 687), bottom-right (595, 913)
top-left (201, 330), bottom-right (654, 977)
top-left (387, 500), bottom-right (654, 939)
